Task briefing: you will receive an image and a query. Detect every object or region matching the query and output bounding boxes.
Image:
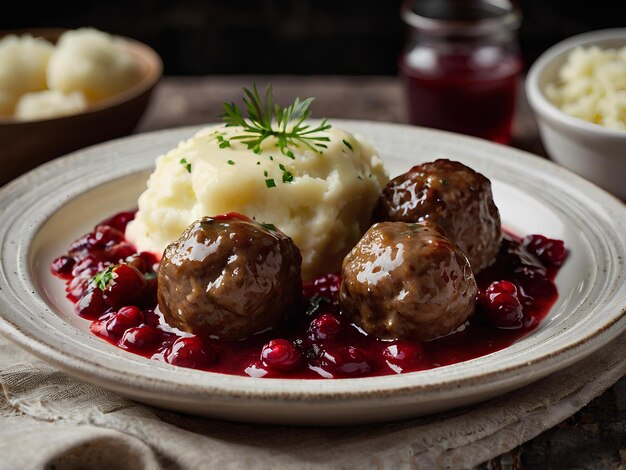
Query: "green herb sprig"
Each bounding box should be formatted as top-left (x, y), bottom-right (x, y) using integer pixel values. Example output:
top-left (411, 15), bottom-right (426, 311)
top-left (219, 84), bottom-right (331, 157)
top-left (93, 266), bottom-right (115, 291)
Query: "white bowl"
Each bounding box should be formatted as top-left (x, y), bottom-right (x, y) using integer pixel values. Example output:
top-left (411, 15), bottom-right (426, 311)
top-left (526, 28), bottom-right (626, 200)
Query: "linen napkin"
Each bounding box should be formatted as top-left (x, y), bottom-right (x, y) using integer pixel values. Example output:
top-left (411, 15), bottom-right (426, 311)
top-left (0, 332), bottom-right (624, 470)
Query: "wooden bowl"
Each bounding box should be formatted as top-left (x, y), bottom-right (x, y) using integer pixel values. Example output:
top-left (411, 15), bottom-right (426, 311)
top-left (0, 29), bottom-right (163, 186)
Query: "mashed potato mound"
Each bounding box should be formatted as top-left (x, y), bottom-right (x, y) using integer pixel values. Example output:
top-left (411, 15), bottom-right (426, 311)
top-left (546, 45), bottom-right (626, 131)
top-left (47, 28), bottom-right (142, 102)
top-left (126, 125), bottom-right (388, 280)
top-left (0, 34), bottom-right (53, 116)
top-left (15, 90), bottom-right (87, 120)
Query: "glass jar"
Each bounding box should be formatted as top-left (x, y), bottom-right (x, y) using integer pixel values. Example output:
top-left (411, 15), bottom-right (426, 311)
top-left (399, 0), bottom-right (522, 143)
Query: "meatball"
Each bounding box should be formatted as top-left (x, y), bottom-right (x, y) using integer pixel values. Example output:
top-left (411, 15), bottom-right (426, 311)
top-left (374, 159), bottom-right (501, 272)
top-left (157, 214), bottom-right (302, 340)
top-left (339, 221), bottom-right (477, 341)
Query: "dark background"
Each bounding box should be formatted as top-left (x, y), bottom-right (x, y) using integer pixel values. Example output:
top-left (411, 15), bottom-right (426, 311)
top-left (3, 0), bottom-right (625, 75)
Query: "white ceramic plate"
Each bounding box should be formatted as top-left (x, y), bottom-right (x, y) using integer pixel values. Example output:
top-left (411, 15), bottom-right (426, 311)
top-left (1, 121), bottom-right (625, 425)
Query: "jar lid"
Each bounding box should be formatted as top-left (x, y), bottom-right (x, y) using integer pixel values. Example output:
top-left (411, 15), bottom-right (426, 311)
top-left (401, 0), bottom-right (521, 36)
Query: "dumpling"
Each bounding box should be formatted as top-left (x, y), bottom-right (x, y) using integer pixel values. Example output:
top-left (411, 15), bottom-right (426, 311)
top-left (0, 34), bottom-right (53, 116)
top-left (15, 90), bottom-right (87, 121)
top-left (47, 28), bottom-right (142, 102)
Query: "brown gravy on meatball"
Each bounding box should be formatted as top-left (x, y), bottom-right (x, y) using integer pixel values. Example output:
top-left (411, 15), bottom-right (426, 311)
top-left (157, 214), bottom-right (302, 340)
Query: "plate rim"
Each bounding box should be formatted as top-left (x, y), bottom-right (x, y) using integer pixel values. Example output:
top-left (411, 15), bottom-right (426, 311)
top-left (1, 119), bottom-right (625, 404)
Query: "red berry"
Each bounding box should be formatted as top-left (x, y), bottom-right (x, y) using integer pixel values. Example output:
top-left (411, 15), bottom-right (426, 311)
top-left (105, 242), bottom-right (136, 262)
top-left (106, 306), bottom-right (144, 337)
top-left (523, 234), bottom-right (566, 267)
top-left (138, 251), bottom-right (159, 271)
top-left (480, 281), bottom-right (524, 329)
top-left (87, 225), bottom-right (124, 250)
top-left (50, 256), bottom-right (75, 279)
top-left (71, 255), bottom-right (108, 278)
top-left (382, 341), bottom-right (424, 372)
top-left (68, 233), bottom-right (91, 254)
top-left (121, 325), bottom-right (160, 349)
top-left (74, 288), bottom-right (109, 319)
top-left (321, 346), bottom-right (372, 376)
top-left (66, 276), bottom-right (89, 301)
top-left (166, 336), bottom-right (216, 368)
top-left (98, 211), bottom-right (136, 232)
top-left (309, 313), bottom-right (342, 340)
top-left (261, 339), bottom-right (302, 371)
top-left (103, 264), bottom-right (147, 309)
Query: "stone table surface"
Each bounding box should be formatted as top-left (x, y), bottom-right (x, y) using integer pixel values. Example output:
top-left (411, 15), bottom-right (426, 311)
top-left (137, 75), bottom-right (625, 469)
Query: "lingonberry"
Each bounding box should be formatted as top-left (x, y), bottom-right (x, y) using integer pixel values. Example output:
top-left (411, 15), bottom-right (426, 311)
top-left (50, 256), bottom-right (75, 279)
top-left (121, 325), bottom-right (160, 349)
top-left (102, 264), bottom-right (147, 309)
top-left (166, 336), bottom-right (216, 368)
top-left (480, 280), bottom-right (523, 328)
top-left (106, 306), bottom-right (144, 337)
top-left (382, 341), bottom-right (424, 372)
top-left (321, 346), bottom-right (372, 377)
top-left (309, 313), bottom-right (342, 340)
top-left (523, 234), bottom-right (566, 267)
top-left (74, 288), bottom-right (109, 320)
top-left (261, 339), bottom-right (302, 371)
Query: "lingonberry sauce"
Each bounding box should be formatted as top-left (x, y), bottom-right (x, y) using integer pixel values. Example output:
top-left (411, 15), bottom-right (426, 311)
top-left (51, 211), bottom-right (564, 379)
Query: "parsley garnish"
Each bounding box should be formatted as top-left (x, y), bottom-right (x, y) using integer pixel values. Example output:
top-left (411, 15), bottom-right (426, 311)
top-left (305, 295), bottom-right (331, 316)
top-left (93, 266), bottom-right (115, 291)
top-left (260, 222), bottom-right (277, 231)
top-left (265, 178), bottom-right (276, 188)
top-left (219, 84), bottom-right (331, 157)
top-left (227, 160), bottom-right (235, 165)
top-left (342, 139), bottom-right (353, 150)
top-left (179, 158), bottom-right (192, 173)
top-left (440, 178), bottom-right (449, 186)
top-left (216, 135), bottom-right (231, 148)
top-left (279, 163), bottom-right (294, 183)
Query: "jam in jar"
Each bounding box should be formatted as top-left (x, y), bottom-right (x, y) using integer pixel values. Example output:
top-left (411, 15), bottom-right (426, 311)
top-left (399, 0), bottom-right (522, 144)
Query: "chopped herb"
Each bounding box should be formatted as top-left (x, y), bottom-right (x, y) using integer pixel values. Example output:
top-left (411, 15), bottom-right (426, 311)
top-left (260, 222), bottom-right (277, 231)
top-left (286, 150), bottom-right (295, 159)
top-left (216, 135), bottom-right (231, 149)
top-left (227, 160), bottom-right (235, 165)
top-left (305, 295), bottom-right (331, 316)
top-left (357, 175), bottom-right (363, 180)
top-left (278, 163), bottom-right (294, 183)
top-left (93, 266), bottom-right (115, 291)
top-left (282, 170), bottom-right (294, 183)
top-left (265, 178), bottom-right (276, 188)
top-left (440, 178), bottom-right (449, 186)
top-left (342, 139), bottom-right (353, 150)
top-left (253, 147), bottom-right (262, 154)
top-left (263, 170), bottom-right (268, 177)
top-left (269, 155), bottom-right (274, 161)
top-left (218, 84), bottom-right (331, 157)
top-left (256, 161), bottom-right (260, 165)
top-left (179, 158), bottom-right (192, 173)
